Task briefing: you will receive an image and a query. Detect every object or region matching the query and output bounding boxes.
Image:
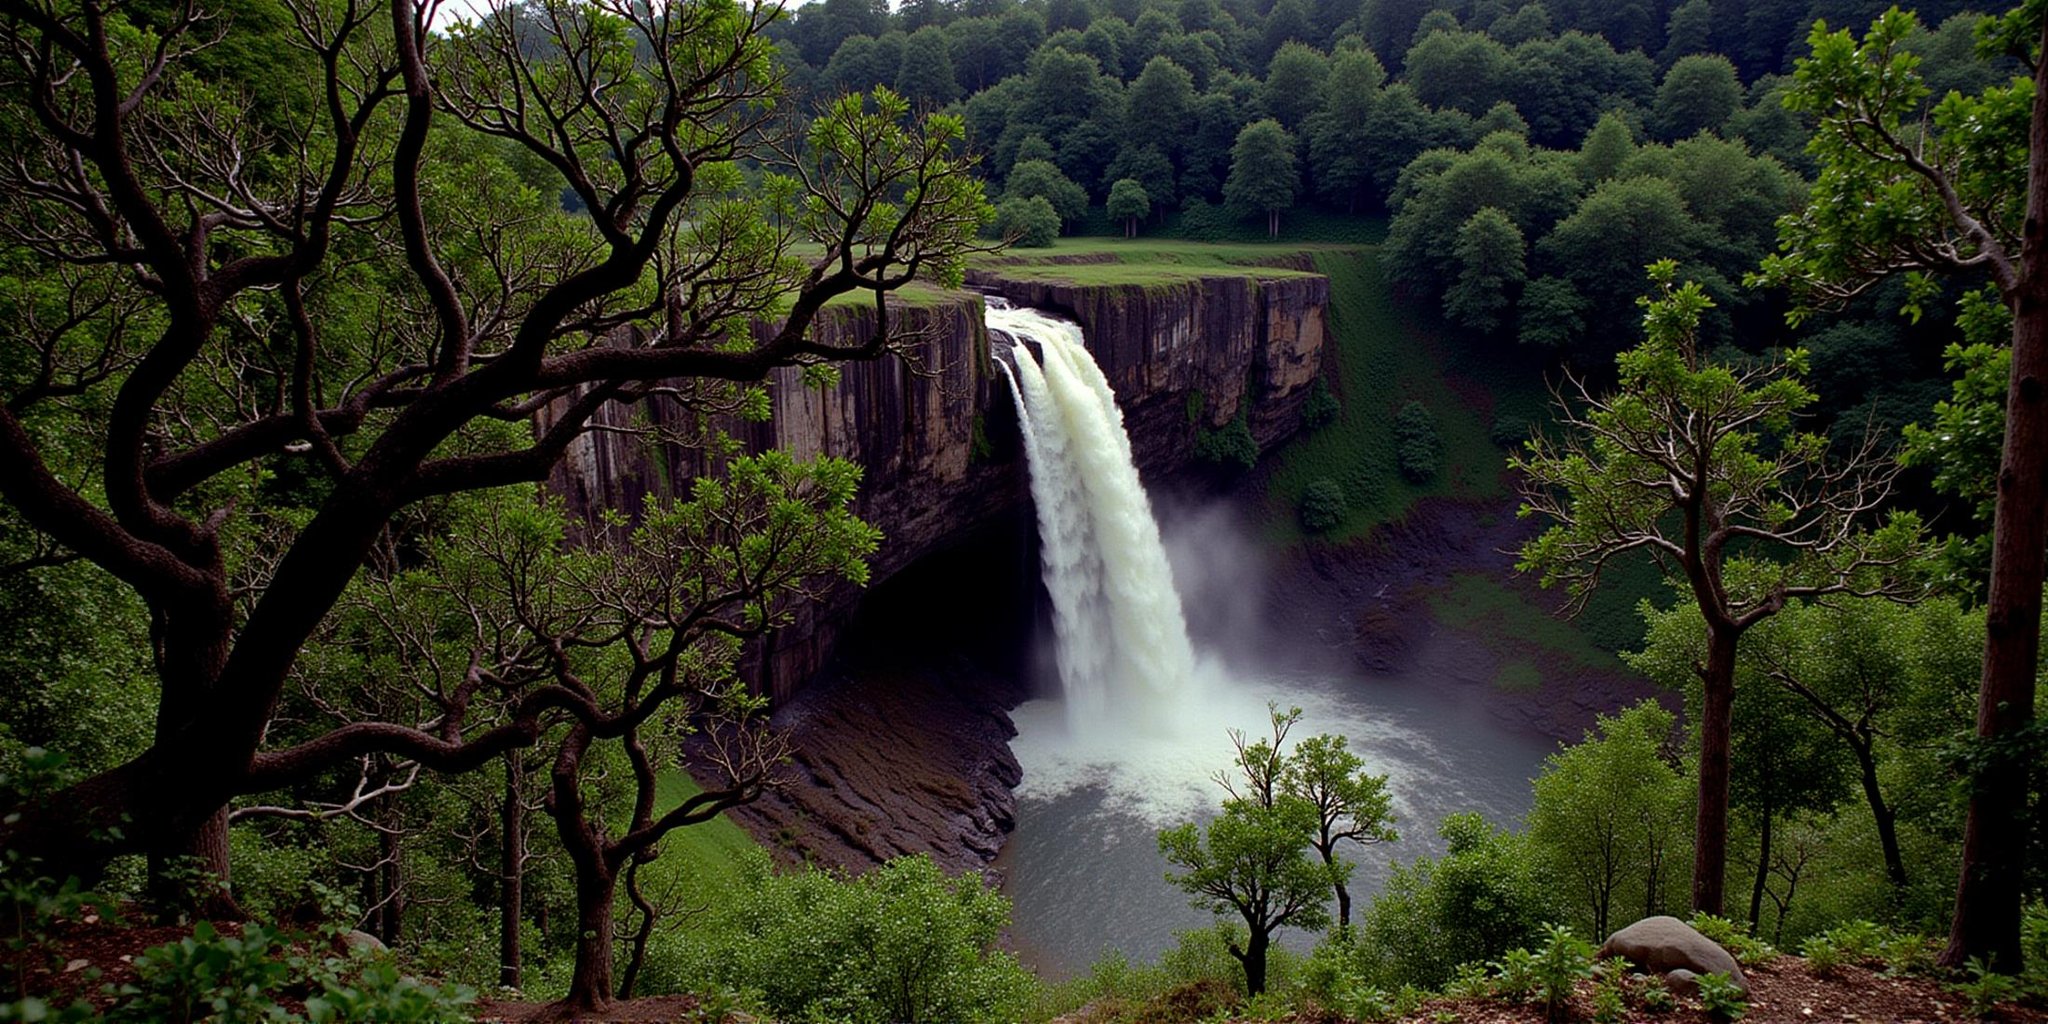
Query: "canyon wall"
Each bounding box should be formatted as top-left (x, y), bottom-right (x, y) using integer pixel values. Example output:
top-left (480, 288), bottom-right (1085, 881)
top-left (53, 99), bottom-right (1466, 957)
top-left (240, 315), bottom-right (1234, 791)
top-left (544, 262), bottom-right (1330, 700)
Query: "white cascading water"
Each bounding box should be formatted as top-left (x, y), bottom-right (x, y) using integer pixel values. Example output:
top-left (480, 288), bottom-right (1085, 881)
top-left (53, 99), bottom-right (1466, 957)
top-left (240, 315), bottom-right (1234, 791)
top-left (989, 300), bottom-right (1199, 742)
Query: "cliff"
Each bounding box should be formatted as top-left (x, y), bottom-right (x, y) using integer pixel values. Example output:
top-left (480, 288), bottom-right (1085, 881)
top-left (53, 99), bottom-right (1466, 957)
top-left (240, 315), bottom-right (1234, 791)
top-left (544, 262), bottom-right (1331, 699)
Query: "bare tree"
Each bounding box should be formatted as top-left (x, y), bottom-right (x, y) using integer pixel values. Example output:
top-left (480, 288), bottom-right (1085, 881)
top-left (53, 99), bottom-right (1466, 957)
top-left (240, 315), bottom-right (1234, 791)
top-left (0, 0), bottom-right (988, 897)
top-left (1515, 262), bottom-right (1924, 916)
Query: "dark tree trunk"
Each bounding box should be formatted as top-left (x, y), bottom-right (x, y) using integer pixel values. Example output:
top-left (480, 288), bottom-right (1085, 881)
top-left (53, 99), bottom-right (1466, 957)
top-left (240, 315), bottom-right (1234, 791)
top-left (501, 750), bottom-right (524, 990)
top-left (1237, 928), bottom-right (1271, 996)
top-left (146, 806), bottom-right (238, 917)
top-left (1267, 208), bottom-right (1279, 239)
top-left (619, 858), bottom-right (656, 1000)
top-left (1944, 16), bottom-right (2048, 974)
top-left (1850, 743), bottom-right (1909, 891)
top-left (1749, 805), bottom-right (1772, 930)
top-left (1693, 625), bottom-right (1737, 916)
top-left (561, 864), bottom-right (617, 1012)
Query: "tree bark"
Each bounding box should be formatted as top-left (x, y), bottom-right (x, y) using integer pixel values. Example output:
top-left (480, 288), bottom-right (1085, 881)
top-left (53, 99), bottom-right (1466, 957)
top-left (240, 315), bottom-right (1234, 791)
top-left (1692, 625), bottom-right (1737, 917)
top-left (145, 806), bottom-right (238, 917)
top-left (501, 749), bottom-right (524, 991)
top-left (1942, 14), bottom-right (2048, 974)
top-left (561, 864), bottom-right (617, 1013)
top-left (1850, 743), bottom-right (1909, 892)
top-left (1237, 928), bottom-right (1271, 996)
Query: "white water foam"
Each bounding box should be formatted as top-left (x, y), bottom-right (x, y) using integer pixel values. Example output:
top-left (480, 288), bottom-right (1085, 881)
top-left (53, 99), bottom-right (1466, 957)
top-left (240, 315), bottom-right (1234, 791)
top-left (988, 300), bottom-right (1437, 825)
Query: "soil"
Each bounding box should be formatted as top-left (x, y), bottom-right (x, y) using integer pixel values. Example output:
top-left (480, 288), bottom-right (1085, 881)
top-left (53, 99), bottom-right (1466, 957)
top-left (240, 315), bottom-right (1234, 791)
top-left (474, 994), bottom-right (716, 1022)
top-left (1372, 959), bottom-right (2048, 1024)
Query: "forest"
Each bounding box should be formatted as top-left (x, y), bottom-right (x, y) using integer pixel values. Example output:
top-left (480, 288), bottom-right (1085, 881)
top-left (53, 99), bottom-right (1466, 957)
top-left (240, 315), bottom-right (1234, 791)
top-left (0, 0), bottom-right (2045, 1017)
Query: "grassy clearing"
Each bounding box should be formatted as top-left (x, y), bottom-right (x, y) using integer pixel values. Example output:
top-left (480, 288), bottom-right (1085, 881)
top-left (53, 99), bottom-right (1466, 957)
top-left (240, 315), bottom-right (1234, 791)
top-left (1262, 247), bottom-right (1507, 542)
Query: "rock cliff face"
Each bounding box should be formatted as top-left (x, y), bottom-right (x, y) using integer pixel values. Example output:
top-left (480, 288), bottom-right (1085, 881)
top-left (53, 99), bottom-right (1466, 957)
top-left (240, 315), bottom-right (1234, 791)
top-left (545, 264), bottom-right (1330, 699)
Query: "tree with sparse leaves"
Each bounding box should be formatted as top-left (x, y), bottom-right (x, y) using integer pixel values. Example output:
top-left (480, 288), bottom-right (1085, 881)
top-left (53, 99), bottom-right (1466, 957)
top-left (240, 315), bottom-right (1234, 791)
top-left (1514, 261), bottom-right (1926, 918)
top-left (1160, 705), bottom-right (1338, 996)
top-left (1281, 732), bottom-right (1396, 929)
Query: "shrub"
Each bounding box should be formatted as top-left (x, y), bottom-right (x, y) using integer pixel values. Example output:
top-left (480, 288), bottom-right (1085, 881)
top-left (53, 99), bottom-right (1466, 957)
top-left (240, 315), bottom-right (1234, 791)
top-left (105, 921), bottom-right (473, 1024)
top-left (1299, 479), bottom-right (1347, 533)
top-left (996, 195), bottom-right (1060, 247)
top-left (1302, 378), bottom-right (1340, 429)
top-left (1799, 933), bottom-right (1845, 976)
top-left (674, 852), bottom-right (1036, 1024)
top-left (1489, 412), bottom-right (1529, 448)
top-left (1635, 972), bottom-right (1676, 1012)
top-left (1696, 971), bottom-right (1747, 1021)
top-left (1353, 814), bottom-right (1555, 990)
top-left (1194, 412), bottom-right (1259, 474)
top-left (1393, 401), bottom-right (1441, 483)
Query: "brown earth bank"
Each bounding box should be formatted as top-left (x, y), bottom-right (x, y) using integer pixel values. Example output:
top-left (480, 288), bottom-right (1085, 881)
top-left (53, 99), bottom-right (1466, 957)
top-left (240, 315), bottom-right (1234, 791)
top-left (474, 994), bottom-right (713, 1022)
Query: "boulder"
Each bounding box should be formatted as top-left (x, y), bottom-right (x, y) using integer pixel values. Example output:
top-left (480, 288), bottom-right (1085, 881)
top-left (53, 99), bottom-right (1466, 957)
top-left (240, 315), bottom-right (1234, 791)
top-left (1665, 968), bottom-right (1701, 998)
top-left (1597, 916), bottom-right (1749, 997)
top-left (337, 929), bottom-right (388, 956)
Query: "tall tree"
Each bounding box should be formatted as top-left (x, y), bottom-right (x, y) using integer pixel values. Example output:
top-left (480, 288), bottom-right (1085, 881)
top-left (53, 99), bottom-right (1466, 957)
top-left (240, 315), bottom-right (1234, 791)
top-left (1651, 53), bottom-right (1744, 140)
top-left (1755, 6), bottom-right (2046, 970)
top-left (1515, 262), bottom-right (1925, 916)
top-left (897, 25), bottom-right (960, 107)
top-left (1225, 119), bottom-right (1300, 238)
top-left (1444, 207), bottom-right (1528, 334)
top-left (0, 0), bottom-right (988, 892)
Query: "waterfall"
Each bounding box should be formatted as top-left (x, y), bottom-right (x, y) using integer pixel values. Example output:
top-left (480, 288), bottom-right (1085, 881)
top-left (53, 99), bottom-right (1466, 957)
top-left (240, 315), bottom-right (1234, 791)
top-left (988, 299), bottom-right (1199, 740)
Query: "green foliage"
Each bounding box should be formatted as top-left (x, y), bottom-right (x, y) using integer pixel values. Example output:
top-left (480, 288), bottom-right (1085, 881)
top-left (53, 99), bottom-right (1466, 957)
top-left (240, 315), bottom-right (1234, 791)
top-left (1443, 207), bottom-right (1527, 334)
top-left (1298, 478), bottom-right (1347, 533)
top-left (1006, 159), bottom-right (1091, 225)
top-left (676, 852), bottom-right (1034, 1024)
top-left (1687, 914), bottom-right (1778, 967)
top-left (1590, 958), bottom-right (1630, 1022)
top-left (1351, 814), bottom-right (1555, 989)
top-left (1529, 702), bottom-right (1691, 939)
top-left (998, 195), bottom-right (1063, 247)
top-left (1301, 378), bottom-right (1339, 429)
top-left (1530, 924), bottom-right (1596, 1021)
top-left (1695, 970), bottom-right (1748, 1021)
top-left (1953, 958), bottom-right (2025, 1019)
top-left (106, 921), bottom-right (473, 1024)
top-left (1392, 400), bottom-right (1441, 483)
top-left (1107, 178), bottom-right (1153, 235)
top-left (1224, 119), bottom-right (1300, 233)
top-left (1651, 54), bottom-right (1743, 140)
top-left (1194, 408), bottom-right (1260, 473)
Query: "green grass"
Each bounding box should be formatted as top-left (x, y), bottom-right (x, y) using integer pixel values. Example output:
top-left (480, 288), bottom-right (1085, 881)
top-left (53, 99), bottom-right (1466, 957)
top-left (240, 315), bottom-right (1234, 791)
top-left (1262, 246), bottom-right (1508, 541)
top-left (637, 771), bottom-right (765, 899)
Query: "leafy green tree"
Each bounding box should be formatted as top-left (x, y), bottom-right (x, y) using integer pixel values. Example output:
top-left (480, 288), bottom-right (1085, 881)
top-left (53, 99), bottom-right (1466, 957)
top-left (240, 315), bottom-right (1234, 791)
top-left (1107, 178), bottom-right (1153, 237)
top-left (1305, 47), bottom-right (1387, 211)
top-left (1514, 263), bottom-right (1925, 918)
top-left (0, 0), bottom-right (989, 908)
top-left (1517, 276), bottom-right (1586, 350)
top-left (1005, 159), bottom-right (1091, 225)
top-left (896, 25), bottom-right (959, 106)
top-left (1405, 28), bottom-right (1513, 114)
top-left (1105, 145), bottom-right (1177, 211)
top-left (1528, 701), bottom-right (1692, 939)
top-left (1754, 7), bottom-right (2048, 969)
top-left (1261, 41), bottom-right (1331, 131)
top-left (1490, 2), bottom-right (1553, 45)
top-left (1160, 707), bottom-right (1336, 995)
top-left (1577, 110), bottom-right (1636, 183)
top-left (997, 195), bottom-right (1063, 246)
top-left (1352, 813), bottom-right (1556, 988)
top-left (1224, 119), bottom-right (1300, 238)
top-left (1444, 207), bottom-right (1528, 334)
top-left (1533, 176), bottom-right (1699, 361)
top-left (1657, 0), bottom-right (1714, 70)
top-left (1282, 733), bottom-right (1396, 928)
top-left (1128, 55), bottom-right (1199, 158)
top-left (1651, 53), bottom-right (1743, 141)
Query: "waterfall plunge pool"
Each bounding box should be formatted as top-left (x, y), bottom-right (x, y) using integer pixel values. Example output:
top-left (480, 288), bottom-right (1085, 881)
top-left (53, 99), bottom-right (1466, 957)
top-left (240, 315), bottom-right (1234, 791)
top-left (984, 297), bottom-right (1554, 978)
